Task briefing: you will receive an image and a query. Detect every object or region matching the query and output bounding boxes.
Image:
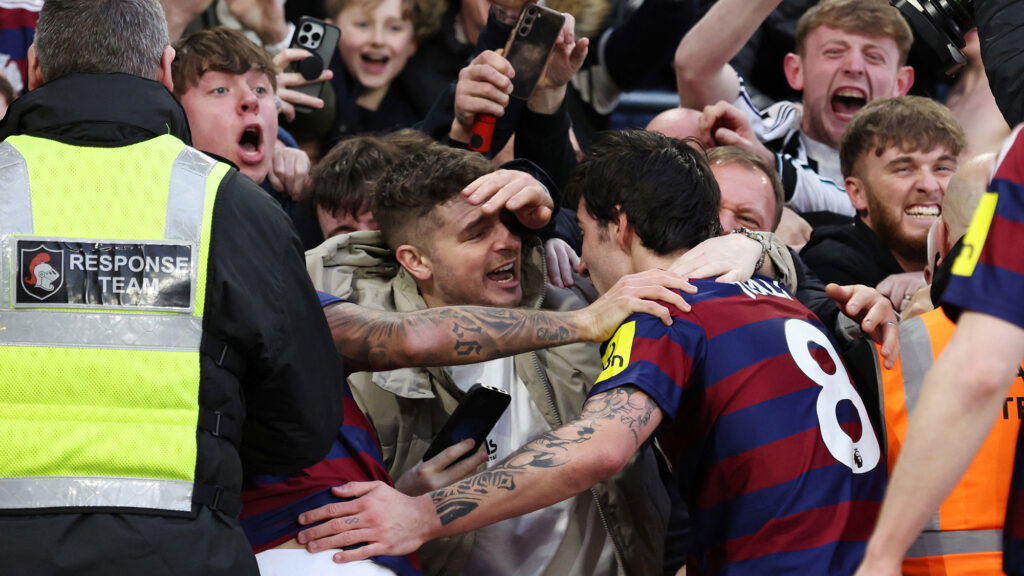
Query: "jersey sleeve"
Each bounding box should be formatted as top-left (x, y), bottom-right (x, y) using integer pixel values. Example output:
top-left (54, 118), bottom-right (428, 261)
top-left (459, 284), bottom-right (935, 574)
top-left (943, 126), bottom-right (1024, 329)
top-left (777, 153), bottom-right (854, 215)
top-left (587, 313), bottom-right (704, 420)
top-left (318, 290), bottom-right (348, 308)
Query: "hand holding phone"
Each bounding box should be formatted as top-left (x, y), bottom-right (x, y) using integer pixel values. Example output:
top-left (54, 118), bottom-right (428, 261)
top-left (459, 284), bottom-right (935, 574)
top-left (282, 16), bottom-right (340, 115)
top-left (469, 4), bottom-right (566, 152)
top-left (422, 384), bottom-right (511, 464)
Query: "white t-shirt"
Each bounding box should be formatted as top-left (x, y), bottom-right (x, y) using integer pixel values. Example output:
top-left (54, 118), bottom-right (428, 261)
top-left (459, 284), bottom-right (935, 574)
top-left (446, 359), bottom-right (614, 576)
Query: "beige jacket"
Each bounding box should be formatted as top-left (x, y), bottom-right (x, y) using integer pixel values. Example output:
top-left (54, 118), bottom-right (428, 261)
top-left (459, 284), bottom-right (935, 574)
top-left (306, 231), bottom-right (669, 576)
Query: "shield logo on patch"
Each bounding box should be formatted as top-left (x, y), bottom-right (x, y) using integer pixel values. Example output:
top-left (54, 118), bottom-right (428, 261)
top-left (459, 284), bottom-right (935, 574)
top-left (20, 245), bottom-right (65, 301)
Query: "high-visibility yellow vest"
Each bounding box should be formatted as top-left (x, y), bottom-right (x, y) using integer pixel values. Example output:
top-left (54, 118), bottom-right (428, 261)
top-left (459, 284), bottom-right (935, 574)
top-left (879, 308), bottom-right (1022, 575)
top-left (0, 133), bottom-right (229, 514)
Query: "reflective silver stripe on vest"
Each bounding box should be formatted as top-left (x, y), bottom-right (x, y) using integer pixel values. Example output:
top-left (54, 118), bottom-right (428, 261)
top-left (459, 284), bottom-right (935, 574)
top-left (0, 309), bottom-right (202, 351)
top-left (0, 143), bottom-right (210, 351)
top-left (898, 316), bottom-right (943, 532)
top-left (0, 142), bottom-right (33, 312)
top-left (165, 146), bottom-right (217, 243)
top-left (0, 476), bottom-right (192, 512)
top-left (906, 528), bottom-right (1003, 559)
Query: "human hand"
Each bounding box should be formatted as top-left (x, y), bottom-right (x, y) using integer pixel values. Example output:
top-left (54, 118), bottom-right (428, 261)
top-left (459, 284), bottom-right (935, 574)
top-left (273, 48), bottom-right (334, 121)
top-left (462, 169), bottom-right (553, 229)
top-left (669, 233), bottom-right (762, 283)
top-left (825, 283), bottom-right (900, 368)
top-left (776, 207), bottom-right (812, 252)
top-left (575, 269), bottom-right (697, 339)
top-left (545, 238), bottom-right (580, 289)
top-left (268, 146), bottom-right (313, 201)
top-left (224, 0), bottom-right (289, 45)
top-left (699, 101), bottom-right (774, 165)
top-left (876, 271), bottom-right (927, 313)
top-left (901, 285), bottom-right (934, 320)
top-left (296, 481), bottom-right (437, 562)
top-left (451, 51), bottom-right (514, 142)
top-left (529, 14), bottom-right (588, 114)
top-left (394, 439), bottom-right (488, 497)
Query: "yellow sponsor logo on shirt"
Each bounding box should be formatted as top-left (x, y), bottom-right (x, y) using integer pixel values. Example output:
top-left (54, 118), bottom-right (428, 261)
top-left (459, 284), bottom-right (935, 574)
top-left (953, 192), bottom-right (999, 277)
top-left (597, 321), bottom-right (636, 383)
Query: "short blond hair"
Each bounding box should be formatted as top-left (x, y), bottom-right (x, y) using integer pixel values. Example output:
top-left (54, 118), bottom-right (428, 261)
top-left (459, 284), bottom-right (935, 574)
top-left (795, 0), bottom-right (913, 65)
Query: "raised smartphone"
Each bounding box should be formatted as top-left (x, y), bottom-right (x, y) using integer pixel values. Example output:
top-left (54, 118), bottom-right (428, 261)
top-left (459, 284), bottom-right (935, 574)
top-left (422, 384), bottom-right (511, 465)
top-left (287, 16), bottom-right (340, 113)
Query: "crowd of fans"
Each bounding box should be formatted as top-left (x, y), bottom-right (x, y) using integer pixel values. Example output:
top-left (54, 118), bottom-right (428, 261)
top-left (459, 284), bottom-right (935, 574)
top-left (3, 0), bottom-right (1024, 574)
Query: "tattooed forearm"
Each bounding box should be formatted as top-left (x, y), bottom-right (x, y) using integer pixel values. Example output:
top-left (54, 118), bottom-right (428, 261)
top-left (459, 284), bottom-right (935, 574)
top-left (426, 386), bottom-right (660, 527)
top-left (325, 302), bottom-right (582, 371)
top-left (579, 386), bottom-right (658, 445)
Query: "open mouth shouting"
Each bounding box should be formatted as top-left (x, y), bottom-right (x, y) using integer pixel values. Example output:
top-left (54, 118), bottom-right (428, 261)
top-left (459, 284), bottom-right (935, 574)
top-left (360, 52), bottom-right (391, 75)
top-left (237, 123), bottom-right (264, 165)
top-left (486, 261), bottom-right (519, 285)
top-left (831, 87), bottom-right (868, 121)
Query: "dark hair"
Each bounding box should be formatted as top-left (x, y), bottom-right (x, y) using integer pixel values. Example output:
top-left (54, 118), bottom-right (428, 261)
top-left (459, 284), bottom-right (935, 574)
top-left (707, 145), bottom-right (785, 231)
top-left (567, 129), bottom-right (723, 255)
top-left (311, 129), bottom-right (434, 218)
top-left (35, 0), bottom-right (167, 81)
top-left (841, 95), bottom-right (966, 177)
top-left (373, 143), bottom-right (492, 249)
top-left (795, 0), bottom-right (913, 65)
top-left (171, 27), bottom-right (278, 96)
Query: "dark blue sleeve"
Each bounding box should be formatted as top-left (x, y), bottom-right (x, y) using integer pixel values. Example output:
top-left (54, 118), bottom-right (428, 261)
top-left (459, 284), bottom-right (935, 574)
top-left (587, 313), bottom-right (703, 421)
top-left (318, 291), bottom-right (348, 308)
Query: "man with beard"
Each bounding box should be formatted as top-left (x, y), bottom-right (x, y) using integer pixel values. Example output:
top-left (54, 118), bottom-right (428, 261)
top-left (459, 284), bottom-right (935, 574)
top-left (674, 0), bottom-right (914, 217)
top-left (800, 96), bottom-right (965, 311)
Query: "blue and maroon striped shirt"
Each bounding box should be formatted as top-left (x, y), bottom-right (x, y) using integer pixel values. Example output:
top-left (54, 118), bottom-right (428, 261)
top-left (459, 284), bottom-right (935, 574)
top-left (239, 292), bottom-right (421, 575)
top-left (943, 128), bottom-right (1024, 576)
top-left (590, 277), bottom-right (886, 575)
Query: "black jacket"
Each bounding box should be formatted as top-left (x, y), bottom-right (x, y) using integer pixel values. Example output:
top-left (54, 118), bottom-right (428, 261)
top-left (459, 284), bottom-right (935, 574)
top-left (799, 217), bottom-right (904, 288)
top-left (0, 73), bottom-right (343, 575)
top-left (978, 0), bottom-right (1024, 127)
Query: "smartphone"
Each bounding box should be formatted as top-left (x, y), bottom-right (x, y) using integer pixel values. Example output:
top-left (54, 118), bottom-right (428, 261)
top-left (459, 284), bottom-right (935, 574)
top-left (503, 4), bottom-right (566, 100)
top-left (469, 4), bottom-right (565, 152)
top-left (422, 384), bottom-right (511, 465)
top-left (287, 16), bottom-right (340, 113)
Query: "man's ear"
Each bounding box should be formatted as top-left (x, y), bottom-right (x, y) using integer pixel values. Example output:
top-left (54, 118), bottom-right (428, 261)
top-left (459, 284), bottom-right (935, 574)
top-left (893, 65), bottom-right (914, 96)
top-left (783, 52), bottom-right (804, 91)
top-left (845, 175), bottom-right (870, 214)
top-left (614, 211), bottom-right (634, 252)
top-left (27, 44), bottom-right (43, 90)
top-left (157, 45), bottom-right (176, 93)
top-left (395, 244), bottom-right (433, 281)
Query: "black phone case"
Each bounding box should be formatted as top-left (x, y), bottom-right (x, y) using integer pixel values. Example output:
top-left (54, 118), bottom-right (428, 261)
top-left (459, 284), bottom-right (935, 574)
top-left (287, 17), bottom-right (341, 111)
top-left (422, 384), bottom-right (511, 464)
top-left (503, 4), bottom-right (566, 100)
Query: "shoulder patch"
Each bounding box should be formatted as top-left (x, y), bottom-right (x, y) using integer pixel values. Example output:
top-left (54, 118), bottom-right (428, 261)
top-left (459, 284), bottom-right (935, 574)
top-left (596, 320), bottom-right (636, 383)
top-left (953, 192), bottom-right (999, 277)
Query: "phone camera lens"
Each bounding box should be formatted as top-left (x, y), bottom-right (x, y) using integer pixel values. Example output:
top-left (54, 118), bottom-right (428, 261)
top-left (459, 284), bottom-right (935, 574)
top-left (302, 23), bottom-right (313, 32)
top-left (312, 32), bottom-right (322, 42)
top-left (299, 34), bottom-right (309, 44)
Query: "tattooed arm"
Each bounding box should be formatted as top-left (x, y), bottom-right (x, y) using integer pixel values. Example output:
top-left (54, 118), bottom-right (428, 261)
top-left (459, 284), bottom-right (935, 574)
top-left (324, 268), bottom-right (696, 372)
top-left (295, 386), bottom-right (664, 561)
